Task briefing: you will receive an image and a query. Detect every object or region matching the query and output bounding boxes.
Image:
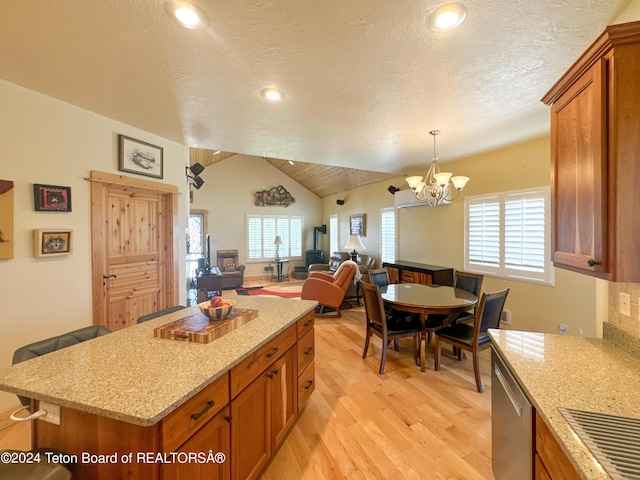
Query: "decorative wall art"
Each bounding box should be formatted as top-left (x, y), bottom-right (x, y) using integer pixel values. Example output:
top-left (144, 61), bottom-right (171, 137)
top-left (254, 185), bottom-right (296, 207)
top-left (350, 213), bottom-right (366, 236)
top-left (0, 180), bottom-right (14, 260)
top-left (34, 229), bottom-right (73, 257)
top-left (118, 134), bottom-right (163, 179)
top-left (33, 184), bottom-right (72, 212)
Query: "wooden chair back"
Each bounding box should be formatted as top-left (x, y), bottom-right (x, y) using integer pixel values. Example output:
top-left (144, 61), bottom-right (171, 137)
top-left (360, 281), bottom-right (386, 332)
top-left (454, 270), bottom-right (484, 296)
top-left (474, 288), bottom-right (509, 339)
top-left (367, 268), bottom-right (390, 287)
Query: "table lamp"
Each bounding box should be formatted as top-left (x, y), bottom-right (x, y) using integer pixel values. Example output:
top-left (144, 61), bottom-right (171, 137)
top-left (274, 235), bottom-right (283, 259)
top-left (344, 235), bottom-right (365, 262)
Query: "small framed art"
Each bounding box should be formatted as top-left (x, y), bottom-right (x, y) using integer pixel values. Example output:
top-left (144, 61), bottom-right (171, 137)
top-left (350, 213), bottom-right (366, 236)
top-left (33, 184), bottom-right (72, 212)
top-left (34, 229), bottom-right (73, 257)
top-left (118, 134), bottom-right (163, 179)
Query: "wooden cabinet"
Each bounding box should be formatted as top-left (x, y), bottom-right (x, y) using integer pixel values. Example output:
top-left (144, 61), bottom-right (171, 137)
top-left (383, 261), bottom-right (453, 286)
top-left (534, 412), bottom-right (581, 480)
top-left (230, 314), bottom-right (314, 480)
top-left (542, 21), bottom-right (640, 281)
top-left (162, 407), bottom-right (231, 480)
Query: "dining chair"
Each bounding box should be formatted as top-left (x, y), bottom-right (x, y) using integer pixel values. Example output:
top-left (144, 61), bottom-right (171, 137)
top-left (360, 280), bottom-right (421, 374)
top-left (366, 268), bottom-right (390, 287)
top-left (451, 271), bottom-right (484, 323)
top-left (433, 288), bottom-right (509, 392)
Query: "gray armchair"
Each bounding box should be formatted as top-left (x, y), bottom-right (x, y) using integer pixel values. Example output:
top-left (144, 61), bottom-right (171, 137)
top-left (216, 249), bottom-right (246, 289)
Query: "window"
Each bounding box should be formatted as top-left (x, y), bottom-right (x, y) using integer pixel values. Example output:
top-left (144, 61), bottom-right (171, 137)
top-left (380, 207), bottom-right (397, 264)
top-left (329, 214), bottom-right (339, 254)
top-left (247, 215), bottom-right (303, 261)
top-left (464, 187), bottom-right (554, 285)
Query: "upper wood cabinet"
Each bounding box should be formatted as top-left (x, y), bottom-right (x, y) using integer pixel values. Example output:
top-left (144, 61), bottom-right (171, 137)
top-left (542, 21), bottom-right (640, 281)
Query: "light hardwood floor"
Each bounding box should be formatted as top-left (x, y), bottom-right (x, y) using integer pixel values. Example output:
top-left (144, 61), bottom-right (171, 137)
top-left (0, 295), bottom-right (495, 479)
top-left (263, 306), bottom-right (494, 480)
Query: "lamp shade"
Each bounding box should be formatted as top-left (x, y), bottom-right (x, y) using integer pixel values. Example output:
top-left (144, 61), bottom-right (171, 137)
top-left (273, 235), bottom-right (284, 245)
top-left (344, 235), bottom-right (365, 251)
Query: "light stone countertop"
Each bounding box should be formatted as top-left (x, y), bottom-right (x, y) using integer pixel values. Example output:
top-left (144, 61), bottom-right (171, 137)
top-left (489, 325), bottom-right (640, 480)
top-left (0, 296), bottom-right (317, 427)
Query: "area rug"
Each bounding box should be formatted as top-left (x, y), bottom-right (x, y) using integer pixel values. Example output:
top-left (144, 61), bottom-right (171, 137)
top-left (237, 283), bottom-right (304, 299)
top-left (236, 282), bottom-right (359, 311)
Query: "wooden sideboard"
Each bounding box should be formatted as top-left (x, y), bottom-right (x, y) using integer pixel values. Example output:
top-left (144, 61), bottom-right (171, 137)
top-left (382, 261), bottom-right (453, 286)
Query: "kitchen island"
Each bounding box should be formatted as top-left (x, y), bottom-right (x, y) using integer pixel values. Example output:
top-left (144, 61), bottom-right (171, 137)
top-left (0, 296), bottom-right (318, 480)
top-left (489, 323), bottom-right (640, 480)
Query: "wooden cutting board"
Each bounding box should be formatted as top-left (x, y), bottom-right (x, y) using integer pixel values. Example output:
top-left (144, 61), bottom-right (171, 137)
top-left (154, 308), bottom-right (258, 344)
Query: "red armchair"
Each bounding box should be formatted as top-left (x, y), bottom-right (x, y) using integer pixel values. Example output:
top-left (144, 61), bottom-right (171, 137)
top-left (301, 263), bottom-right (357, 317)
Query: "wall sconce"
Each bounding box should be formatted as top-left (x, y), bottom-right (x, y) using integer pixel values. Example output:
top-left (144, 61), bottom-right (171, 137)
top-left (336, 199), bottom-right (345, 205)
top-left (186, 163), bottom-right (205, 189)
top-left (387, 185), bottom-right (400, 195)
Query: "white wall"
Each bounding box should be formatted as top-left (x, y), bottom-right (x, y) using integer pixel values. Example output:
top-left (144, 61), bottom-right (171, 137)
top-left (191, 154), bottom-right (322, 278)
top-left (0, 80), bottom-right (189, 412)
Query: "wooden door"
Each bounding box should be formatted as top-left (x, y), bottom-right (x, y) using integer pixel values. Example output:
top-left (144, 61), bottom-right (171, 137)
top-left (231, 374), bottom-right (271, 480)
top-left (162, 407), bottom-right (231, 480)
top-left (91, 171), bottom-right (179, 330)
top-left (270, 346), bottom-right (297, 448)
top-left (550, 59), bottom-right (608, 275)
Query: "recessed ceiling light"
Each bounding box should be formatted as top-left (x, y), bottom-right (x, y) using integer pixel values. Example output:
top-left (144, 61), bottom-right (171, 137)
top-left (165, 1), bottom-right (209, 30)
top-left (213, 150), bottom-right (221, 155)
top-left (429, 3), bottom-right (467, 32)
top-left (288, 160), bottom-right (295, 166)
top-left (260, 88), bottom-right (285, 101)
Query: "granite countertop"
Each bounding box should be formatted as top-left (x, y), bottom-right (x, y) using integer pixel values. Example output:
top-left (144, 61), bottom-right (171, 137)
top-left (0, 296), bottom-right (317, 427)
top-left (489, 324), bottom-right (640, 480)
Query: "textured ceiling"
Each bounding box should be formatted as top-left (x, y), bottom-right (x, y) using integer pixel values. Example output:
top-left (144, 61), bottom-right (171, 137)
top-left (0, 0), bottom-right (631, 195)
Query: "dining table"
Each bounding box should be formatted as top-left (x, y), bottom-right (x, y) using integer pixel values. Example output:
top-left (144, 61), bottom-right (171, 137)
top-left (380, 283), bottom-right (478, 371)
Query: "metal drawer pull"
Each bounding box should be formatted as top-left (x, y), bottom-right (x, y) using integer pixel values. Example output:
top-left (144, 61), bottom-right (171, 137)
top-left (304, 346), bottom-right (313, 355)
top-left (266, 347), bottom-right (279, 358)
top-left (304, 319), bottom-right (313, 327)
top-left (303, 380), bottom-right (313, 390)
top-left (267, 369), bottom-right (279, 379)
top-left (191, 400), bottom-right (215, 420)
top-left (588, 259), bottom-right (599, 267)
top-left (494, 364), bottom-right (522, 418)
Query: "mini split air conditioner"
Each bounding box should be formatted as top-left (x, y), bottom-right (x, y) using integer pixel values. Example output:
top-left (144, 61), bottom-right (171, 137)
top-left (393, 189), bottom-right (451, 208)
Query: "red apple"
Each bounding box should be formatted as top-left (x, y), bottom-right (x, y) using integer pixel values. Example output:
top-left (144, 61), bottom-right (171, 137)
top-left (210, 296), bottom-right (223, 307)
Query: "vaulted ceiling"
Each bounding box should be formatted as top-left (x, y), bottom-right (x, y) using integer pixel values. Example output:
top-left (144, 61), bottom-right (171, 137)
top-left (0, 0), bottom-right (632, 197)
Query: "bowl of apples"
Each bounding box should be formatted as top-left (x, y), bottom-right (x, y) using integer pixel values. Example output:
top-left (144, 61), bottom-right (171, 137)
top-left (199, 297), bottom-right (235, 320)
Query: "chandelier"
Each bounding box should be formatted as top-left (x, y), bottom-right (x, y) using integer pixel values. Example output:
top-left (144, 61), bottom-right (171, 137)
top-left (405, 130), bottom-right (469, 206)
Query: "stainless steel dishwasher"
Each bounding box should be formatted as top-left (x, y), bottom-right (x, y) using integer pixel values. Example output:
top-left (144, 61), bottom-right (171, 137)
top-left (491, 347), bottom-right (533, 480)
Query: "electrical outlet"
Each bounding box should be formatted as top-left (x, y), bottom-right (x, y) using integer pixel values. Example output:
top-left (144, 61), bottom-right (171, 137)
top-left (500, 309), bottom-right (511, 325)
top-left (559, 324), bottom-right (568, 335)
top-left (619, 292), bottom-right (631, 317)
top-left (39, 401), bottom-right (61, 425)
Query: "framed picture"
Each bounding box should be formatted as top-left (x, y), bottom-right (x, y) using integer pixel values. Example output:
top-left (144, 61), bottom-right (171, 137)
top-left (34, 229), bottom-right (73, 257)
top-left (33, 184), bottom-right (72, 212)
top-left (350, 213), bottom-right (366, 236)
top-left (118, 134), bottom-right (163, 179)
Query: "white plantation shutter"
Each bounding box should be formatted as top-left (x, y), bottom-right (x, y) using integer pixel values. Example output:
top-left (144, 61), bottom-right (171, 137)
top-left (468, 199), bottom-right (500, 268)
top-left (465, 188), bottom-right (553, 285)
top-left (329, 214), bottom-right (339, 254)
top-left (246, 215), bottom-right (304, 261)
top-left (380, 208), bottom-right (397, 264)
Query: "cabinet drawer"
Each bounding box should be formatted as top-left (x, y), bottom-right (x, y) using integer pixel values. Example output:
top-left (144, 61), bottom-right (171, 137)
top-left (535, 412), bottom-right (581, 480)
top-left (298, 360), bottom-right (315, 411)
top-left (297, 311), bottom-right (314, 338)
top-left (400, 271), bottom-right (416, 283)
top-left (230, 324), bottom-right (297, 398)
top-left (297, 329), bottom-right (315, 373)
top-left (162, 372), bottom-right (229, 452)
